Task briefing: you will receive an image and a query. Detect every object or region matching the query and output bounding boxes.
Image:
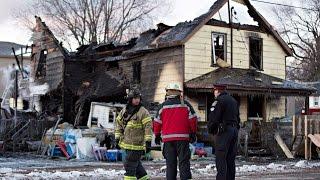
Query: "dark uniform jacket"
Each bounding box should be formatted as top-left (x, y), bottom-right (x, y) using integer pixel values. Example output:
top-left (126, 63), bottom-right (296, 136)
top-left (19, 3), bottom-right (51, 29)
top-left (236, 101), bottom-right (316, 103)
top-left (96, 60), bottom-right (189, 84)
top-left (208, 91), bottom-right (240, 135)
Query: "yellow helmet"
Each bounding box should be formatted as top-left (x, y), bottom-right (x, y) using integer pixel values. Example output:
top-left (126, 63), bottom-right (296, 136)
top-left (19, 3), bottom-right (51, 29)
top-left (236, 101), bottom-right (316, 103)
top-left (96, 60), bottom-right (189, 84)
top-left (165, 83), bottom-right (183, 92)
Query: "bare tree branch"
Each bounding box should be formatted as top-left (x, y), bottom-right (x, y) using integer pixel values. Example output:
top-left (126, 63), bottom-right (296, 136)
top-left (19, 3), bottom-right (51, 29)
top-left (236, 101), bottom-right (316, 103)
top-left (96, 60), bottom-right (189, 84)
top-left (273, 0), bottom-right (320, 81)
top-left (14, 0), bottom-right (169, 49)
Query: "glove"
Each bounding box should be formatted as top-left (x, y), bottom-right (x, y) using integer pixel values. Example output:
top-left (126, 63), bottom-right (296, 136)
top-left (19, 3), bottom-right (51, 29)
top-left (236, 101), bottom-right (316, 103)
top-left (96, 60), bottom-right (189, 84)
top-left (145, 141), bottom-right (151, 153)
top-left (190, 133), bottom-right (197, 143)
top-left (115, 139), bottom-right (121, 149)
top-left (155, 134), bottom-right (162, 145)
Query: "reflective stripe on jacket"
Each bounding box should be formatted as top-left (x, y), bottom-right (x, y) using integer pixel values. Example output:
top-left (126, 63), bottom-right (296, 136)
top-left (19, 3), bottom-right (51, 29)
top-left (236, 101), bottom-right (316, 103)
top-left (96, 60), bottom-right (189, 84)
top-left (115, 106), bottom-right (152, 151)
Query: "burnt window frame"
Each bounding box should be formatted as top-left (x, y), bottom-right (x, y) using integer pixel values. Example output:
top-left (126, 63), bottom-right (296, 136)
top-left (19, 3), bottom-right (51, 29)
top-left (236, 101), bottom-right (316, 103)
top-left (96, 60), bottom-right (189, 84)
top-left (132, 61), bottom-right (141, 83)
top-left (211, 32), bottom-right (227, 66)
top-left (249, 36), bottom-right (263, 71)
top-left (36, 49), bottom-right (47, 78)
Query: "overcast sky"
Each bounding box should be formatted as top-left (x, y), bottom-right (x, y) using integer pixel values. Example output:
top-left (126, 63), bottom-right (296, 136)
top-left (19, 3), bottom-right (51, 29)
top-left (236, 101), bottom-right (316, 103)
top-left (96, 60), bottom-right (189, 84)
top-left (0, 0), bottom-right (286, 46)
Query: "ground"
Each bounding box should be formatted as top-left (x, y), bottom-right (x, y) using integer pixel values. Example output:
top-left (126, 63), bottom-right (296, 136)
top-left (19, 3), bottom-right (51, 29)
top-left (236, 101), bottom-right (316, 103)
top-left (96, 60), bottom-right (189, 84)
top-left (0, 153), bottom-right (320, 179)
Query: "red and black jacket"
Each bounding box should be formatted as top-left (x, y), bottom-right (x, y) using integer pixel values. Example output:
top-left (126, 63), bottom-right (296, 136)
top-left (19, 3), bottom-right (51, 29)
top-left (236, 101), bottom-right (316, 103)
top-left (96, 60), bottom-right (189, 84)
top-left (153, 96), bottom-right (198, 142)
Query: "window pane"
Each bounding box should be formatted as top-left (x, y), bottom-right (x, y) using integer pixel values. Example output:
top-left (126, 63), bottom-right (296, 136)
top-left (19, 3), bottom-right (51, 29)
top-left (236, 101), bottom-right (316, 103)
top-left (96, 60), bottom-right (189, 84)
top-left (315, 97), bottom-right (319, 106)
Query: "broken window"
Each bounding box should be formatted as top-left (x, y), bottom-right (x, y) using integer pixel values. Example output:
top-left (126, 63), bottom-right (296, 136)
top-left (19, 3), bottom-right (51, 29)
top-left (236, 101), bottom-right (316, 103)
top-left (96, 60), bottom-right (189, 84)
top-left (36, 49), bottom-right (47, 78)
top-left (212, 32), bottom-right (227, 65)
top-left (249, 37), bottom-right (263, 70)
top-left (132, 61), bottom-right (141, 83)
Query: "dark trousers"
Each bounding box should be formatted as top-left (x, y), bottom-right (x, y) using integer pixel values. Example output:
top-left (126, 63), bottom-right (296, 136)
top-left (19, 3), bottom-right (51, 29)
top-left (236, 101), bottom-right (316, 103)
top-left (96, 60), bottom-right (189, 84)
top-left (215, 126), bottom-right (238, 180)
top-left (124, 150), bottom-right (147, 179)
top-left (163, 141), bottom-right (191, 180)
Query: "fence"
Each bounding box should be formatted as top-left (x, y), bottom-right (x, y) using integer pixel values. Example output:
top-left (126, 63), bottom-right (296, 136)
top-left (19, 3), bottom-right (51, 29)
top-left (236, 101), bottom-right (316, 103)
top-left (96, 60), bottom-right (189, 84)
top-left (292, 115), bottom-right (320, 159)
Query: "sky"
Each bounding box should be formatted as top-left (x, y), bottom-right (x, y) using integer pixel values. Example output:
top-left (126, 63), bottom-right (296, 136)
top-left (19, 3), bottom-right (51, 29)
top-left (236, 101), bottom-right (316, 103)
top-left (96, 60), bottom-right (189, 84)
top-left (0, 0), bottom-right (287, 47)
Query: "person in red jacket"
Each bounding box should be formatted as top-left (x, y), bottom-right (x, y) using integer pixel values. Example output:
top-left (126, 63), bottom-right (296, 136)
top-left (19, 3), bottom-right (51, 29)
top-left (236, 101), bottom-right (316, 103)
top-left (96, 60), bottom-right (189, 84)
top-left (153, 83), bottom-right (198, 180)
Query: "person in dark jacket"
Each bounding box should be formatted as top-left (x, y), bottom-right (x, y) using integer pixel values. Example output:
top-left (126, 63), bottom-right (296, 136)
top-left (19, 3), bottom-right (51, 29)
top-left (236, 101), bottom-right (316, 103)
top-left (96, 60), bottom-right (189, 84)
top-left (208, 85), bottom-right (240, 180)
top-left (153, 83), bottom-right (198, 180)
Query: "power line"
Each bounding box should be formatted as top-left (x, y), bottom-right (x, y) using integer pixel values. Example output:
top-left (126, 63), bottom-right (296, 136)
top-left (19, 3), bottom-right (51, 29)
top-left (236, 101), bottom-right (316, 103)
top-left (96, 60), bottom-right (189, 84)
top-left (250, 0), bottom-right (316, 11)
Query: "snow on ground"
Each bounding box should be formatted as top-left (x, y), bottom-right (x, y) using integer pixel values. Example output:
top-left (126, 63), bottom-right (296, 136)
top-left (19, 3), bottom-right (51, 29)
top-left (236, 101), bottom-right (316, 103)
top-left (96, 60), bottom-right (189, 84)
top-left (0, 168), bottom-right (125, 180)
top-left (0, 155), bottom-right (320, 179)
top-left (192, 160), bottom-right (320, 177)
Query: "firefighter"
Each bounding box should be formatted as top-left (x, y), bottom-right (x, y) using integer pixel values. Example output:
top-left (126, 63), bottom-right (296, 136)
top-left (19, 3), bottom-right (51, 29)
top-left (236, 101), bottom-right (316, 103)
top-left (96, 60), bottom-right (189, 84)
top-left (153, 83), bottom-right (198, 180)
top-left (207, 85), bottom-right (240, 180)
top-left (115, 89), bottom-right (152, 180)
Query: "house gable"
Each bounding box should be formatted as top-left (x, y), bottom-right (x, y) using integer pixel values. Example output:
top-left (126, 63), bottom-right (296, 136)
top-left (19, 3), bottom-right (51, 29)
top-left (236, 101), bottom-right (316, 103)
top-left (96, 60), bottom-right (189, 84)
top-left (182, 0), bottom-right (291, 81)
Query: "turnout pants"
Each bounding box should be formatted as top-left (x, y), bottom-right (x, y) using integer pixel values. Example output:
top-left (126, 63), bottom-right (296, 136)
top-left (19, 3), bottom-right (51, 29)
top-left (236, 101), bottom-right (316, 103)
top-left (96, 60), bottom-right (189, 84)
top-left (163, 141), bottom-right (191, 180)
top-left (123, 150), bottom-right (149, 180)
top-left (215, 126), bottom-right (239, 180)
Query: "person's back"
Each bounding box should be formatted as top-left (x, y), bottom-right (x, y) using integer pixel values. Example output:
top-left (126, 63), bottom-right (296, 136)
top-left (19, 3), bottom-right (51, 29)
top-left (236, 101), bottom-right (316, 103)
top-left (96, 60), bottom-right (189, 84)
top-left (156, 97), bottom-right (196, 142)
top-left (153, 83), bottom-right (198, 180)
top-left (216, 92), bottom-right (240, 126)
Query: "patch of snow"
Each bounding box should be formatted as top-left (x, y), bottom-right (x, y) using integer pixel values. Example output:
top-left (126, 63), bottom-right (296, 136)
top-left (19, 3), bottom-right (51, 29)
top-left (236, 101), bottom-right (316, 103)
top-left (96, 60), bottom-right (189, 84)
top-left (295, 160), bottom-right (320, 168)
top-left (160, 166), bottom-right (166, 173)
top-left (237, 165), bottom-right (267, 172)
top-left (205, 164), bottom-right (215, 170)
top-left (295, 160), bottom-right (308, 168)
top-left (0, 168), bottom-right (13, 174)
top-left (266, 163), bottom-right (286, 170)
top-left (196, 164), bottom-right (215, 175)
top-left (4, 168), bottom-right (125, 179)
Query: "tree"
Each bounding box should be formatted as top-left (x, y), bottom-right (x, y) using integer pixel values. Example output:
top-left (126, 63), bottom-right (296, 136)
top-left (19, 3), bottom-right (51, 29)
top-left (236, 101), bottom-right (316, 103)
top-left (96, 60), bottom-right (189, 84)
top-left (15, 0), bottom-right (169, 49)
top-left (273, 0), bottom-right (320, 81)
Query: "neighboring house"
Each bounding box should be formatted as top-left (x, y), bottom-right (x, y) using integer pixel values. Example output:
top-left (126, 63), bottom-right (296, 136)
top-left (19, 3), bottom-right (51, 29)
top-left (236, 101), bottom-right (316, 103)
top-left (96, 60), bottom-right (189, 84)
top-left (28, 0), bottom-right (315, 125)
top-left (287, 82), bottom-right (320, 116)
top-left (302, 82), bottom-right (320, 115)
top-left (0, 41), bottom-right (30, 96)
top-left (306, 82), bottom-right (320, 110)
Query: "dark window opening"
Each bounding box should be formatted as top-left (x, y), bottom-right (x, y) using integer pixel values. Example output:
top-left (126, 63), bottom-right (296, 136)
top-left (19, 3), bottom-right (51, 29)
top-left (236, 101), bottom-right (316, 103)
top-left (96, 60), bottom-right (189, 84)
top-left (109, 112), bottom-right (114, 123)
top-left (107, 61), bottom-right (119, 70)
top-left (133, 61), bottom-right (141, 83)
top-left (248, 96), bottom-right (263, 120)
top-left (36, 49), bottom-right (47, 78)
top-left (212, 32), bottom-right (226, 65)
top-left (249, 37), bottom-right (263, 70)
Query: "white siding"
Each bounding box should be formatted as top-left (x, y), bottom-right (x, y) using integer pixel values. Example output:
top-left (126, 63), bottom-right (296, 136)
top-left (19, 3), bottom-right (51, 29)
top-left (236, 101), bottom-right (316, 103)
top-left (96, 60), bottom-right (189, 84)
top-left (184, 25), bottom-right (287, 81)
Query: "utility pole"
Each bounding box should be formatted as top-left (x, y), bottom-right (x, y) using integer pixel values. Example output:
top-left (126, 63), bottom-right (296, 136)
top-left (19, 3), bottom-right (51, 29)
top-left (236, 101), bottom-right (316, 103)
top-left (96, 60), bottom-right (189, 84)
top-left (14, 70), bottom-right (18, 127)
top-left (228, 0), bottom-right (234, 68)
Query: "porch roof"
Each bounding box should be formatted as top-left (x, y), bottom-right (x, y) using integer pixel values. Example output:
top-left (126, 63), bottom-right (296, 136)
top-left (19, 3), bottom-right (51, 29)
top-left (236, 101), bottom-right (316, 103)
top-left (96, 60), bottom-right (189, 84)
top-left (185, 68), bottom-right (316, 96)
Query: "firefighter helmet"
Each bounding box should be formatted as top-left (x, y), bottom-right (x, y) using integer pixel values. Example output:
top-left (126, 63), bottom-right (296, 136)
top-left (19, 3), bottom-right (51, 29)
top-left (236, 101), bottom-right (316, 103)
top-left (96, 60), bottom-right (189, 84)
top-left (128, 89), bottom-right (142, 99)
top-left (165, 83), bottom-right (183, 92)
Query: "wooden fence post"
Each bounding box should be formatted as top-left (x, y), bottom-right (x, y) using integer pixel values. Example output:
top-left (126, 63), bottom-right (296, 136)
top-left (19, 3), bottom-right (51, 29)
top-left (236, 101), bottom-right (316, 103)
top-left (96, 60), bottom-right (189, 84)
top-left (304, 115), bottom-right (308, 160)
top-left (292, 115), bottom-right (296, 138)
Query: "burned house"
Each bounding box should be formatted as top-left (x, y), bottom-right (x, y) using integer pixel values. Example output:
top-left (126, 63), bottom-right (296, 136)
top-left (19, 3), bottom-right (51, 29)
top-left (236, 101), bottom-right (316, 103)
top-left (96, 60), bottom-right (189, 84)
top-left (29, 0), bottom-right (316, 130)
top-left (78, 0), bottom-right (314, 123)
top-left (29, 17), bottom-right (128, 125)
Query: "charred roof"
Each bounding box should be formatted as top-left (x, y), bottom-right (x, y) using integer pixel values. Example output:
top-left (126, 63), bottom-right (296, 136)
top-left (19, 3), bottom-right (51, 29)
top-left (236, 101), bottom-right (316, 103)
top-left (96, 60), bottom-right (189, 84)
top-left (185, 68), bottom-right (315, 96)
top-left (72, 0), bottom-right (292, 61)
